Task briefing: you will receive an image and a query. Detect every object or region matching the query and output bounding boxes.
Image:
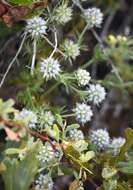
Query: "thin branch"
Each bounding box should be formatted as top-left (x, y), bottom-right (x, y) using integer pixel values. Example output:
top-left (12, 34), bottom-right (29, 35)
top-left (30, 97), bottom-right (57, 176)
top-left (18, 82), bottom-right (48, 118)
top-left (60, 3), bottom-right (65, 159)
top-left (43, 36), bottom-right (65, 57)
top-left (43, 81), bottom-right (60, 97)
top-left (29, 130), bottom-right (56, 150)
top-left (50, 29), bottom-right (58, 58)
top-left (101, 11), bottom-right (116, 39)
top-left (0, 33), bottom-right (27, 88)
top-left (31, 38), bottom-right (37, 75)
top-left (0, 32), bottom-right (21, 55)
top-left (91, 29), bottom-right (124, 83)
top-left (78, 23), bottom-right (90, 44)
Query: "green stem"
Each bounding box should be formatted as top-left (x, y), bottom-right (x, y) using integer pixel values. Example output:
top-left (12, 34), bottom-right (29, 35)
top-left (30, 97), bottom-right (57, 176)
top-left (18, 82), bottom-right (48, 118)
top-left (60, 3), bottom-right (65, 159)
top-left (62, 113), bottom-right (75, 118)
top-left (78, 23), bottom-right (90, 44)
top-left (81, 58), bottom-right (95, 69)
top-left (44, 81), bottom-right (60, 97)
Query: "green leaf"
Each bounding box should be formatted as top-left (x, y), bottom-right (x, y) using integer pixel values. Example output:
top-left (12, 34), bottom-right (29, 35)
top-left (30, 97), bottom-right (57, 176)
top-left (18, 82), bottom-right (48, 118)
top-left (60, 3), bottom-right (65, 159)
top-left (72, 140), bottom-right (88, 152)
top-left (5, 148), bottom-right (21, 155)
top-left (79, 151), bottom-right (95, 163)
top-left (58, 166), bottom-right (74, 176)
top-left (118, 161), bottom-right (133, 175)
top-left (9, 0), bottom-right (33, 5)
top-left (1, 142), bottom-right (39, 190)
top-left (55, 114), bottom-right (64, 127)
top-left (47, 124), bottom-right (60, 142)
top-left (53, 124), bottom-right (60, 142)
top-left (102, 167), bottom-right (117, 179)
top-left (103, 179), bottom-right (117, 190)
top-left (118, 128), bottom-right (133, 161)
top-left (0, 99), bottom-right (15, 119)
top-left (66, 124), bottom-right (80, 132)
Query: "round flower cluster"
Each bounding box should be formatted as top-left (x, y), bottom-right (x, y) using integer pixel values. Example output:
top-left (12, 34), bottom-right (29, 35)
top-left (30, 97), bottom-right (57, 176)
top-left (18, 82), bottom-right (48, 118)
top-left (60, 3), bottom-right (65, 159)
top-left (83, 8), bottom-right (103, 28)
top-left (25, 16), bottom-right (47, 38)
top-left (37, 143), bottom-right (55, 165)
top-left (40, 57), bottom-right (61, 80)
top-left (61, 40), bottom-right (80, 60)
top-left (54, 3), bottom-right (73, 25)
top-left (88, 84), bottom-right (106, 105)
top-left (35, 174), bottom-right (54, 190)
top-left (69, 128), bottom-right (84, 141)
top-left (89, 129), bottom-right (110, 151)
top-left (74, 103), bottom-right (93, 124)
top-left (110, 137), bottom-right (125, 156)
top-left (18, 108), bottom-right (37, 129)
top-left (76, 69), bottom-right (91, 86)
top-left (38, 110), bottom-right (55, 129)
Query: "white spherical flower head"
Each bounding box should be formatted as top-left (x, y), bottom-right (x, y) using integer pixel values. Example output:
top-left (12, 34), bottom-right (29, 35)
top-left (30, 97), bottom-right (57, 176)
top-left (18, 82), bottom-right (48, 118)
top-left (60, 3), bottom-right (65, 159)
top-left (76, 69), bottom-right (91, 86)
top-left (40, 57), bottom-right (61, 80)
top-left (26, 16), bottom-right (47, 38)
top-left (84, 8), bottom-right (103, 28)
top-left (61, 40), bottom-right (80, 60)
top-left (38, 110), bottom-right (55, 129)
top-left (54, 4), bottom-right (73, 25)
top-left (110, 137), bottom-right (126, 156)
top-left (89, 129), bottom-right (110, 151)
top-left (35, 174), bottom-right (54, 190)
top-left (74, 103), bottom-right (93, 124)
top-left (69, 128), bottom-right (84, 141)
top-left (88, 84), bottom-right (106, 105)
top-left (37, 143), bottom-right (55, 165)
top-left (19, 109), bottom-right (37, 129)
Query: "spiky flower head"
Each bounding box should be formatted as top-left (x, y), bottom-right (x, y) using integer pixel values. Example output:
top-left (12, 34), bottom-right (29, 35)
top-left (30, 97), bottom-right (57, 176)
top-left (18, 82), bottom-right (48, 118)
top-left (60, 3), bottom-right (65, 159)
top-left (26, 16), bottom-right (47, 38)
top-left (35, 174), bottom-right (54, 190)
top-left (40, 57), bottom-right (61, 80)
top-left (37, 143), bottom-right (55, 165)
top-left (74, 103), bottom-right (93, 124)
top-left (54, 3), bottom-right (73, 25)
top-left (83, 8), bottom-right (103, 28)
top-left (76, 69), bottom-right (91, 86)
top-left (109, 137), bottom-right (126, 156)
top-left (89, 129), bottom-right (110, 151)
top-left (88, 84), bottom-right (106, 105)
top-left (69, 128), bottom-right (84, 141)
top-left (61, 39), bottom-right (80, 60)
top-left (17, 109), bottom-right (37, 129)
top-left (37, 110), bottom-right (55, 130)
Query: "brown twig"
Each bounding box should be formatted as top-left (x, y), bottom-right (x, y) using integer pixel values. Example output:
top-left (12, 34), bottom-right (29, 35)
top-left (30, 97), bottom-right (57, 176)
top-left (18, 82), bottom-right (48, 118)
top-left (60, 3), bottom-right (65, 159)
top-left (28, 130), bottom-right (56, 150)
top-left (0, 117), bottom-right (56, 150)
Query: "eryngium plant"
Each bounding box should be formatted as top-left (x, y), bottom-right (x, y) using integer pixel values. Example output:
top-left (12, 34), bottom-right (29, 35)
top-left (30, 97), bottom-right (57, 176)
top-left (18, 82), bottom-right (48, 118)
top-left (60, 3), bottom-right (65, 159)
top-left (0, 1), bottom-right (133, 190)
